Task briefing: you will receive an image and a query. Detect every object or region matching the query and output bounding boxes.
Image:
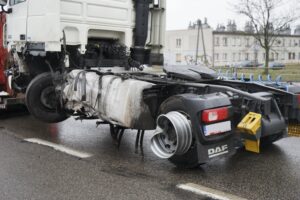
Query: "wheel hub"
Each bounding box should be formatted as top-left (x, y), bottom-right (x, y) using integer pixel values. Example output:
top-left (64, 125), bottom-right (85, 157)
top-left (151, 111), bottom-right (193, 159)
top-left (40, 86), bottom-right (57, 110)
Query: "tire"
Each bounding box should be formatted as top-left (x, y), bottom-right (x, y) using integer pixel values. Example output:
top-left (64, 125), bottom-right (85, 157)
top-left (159, 96), bottom-right (202, 168)
top-left (26, 72), bottom-right (68, 123)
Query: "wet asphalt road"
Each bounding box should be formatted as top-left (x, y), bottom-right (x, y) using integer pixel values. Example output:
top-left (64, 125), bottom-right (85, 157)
top-left (1, 111), bottom-right (300, 200)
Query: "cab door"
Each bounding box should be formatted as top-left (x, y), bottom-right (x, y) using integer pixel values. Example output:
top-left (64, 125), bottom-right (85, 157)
top-left (6, 0), bottom-right (28, 43)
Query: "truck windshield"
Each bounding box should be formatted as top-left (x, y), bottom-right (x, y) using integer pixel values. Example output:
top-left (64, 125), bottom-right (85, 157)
top-left (10, 0), bottom-right (26, 5)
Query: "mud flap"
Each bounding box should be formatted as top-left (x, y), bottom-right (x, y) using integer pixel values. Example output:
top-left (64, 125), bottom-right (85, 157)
top-left (196, 136), bottom-right (236, 163)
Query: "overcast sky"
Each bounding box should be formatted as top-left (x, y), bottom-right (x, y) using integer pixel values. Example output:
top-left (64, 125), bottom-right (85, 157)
top-left (166, 0), bottom-right (299, 31)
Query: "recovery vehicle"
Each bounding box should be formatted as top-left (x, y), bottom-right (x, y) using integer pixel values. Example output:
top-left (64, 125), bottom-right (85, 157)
top-left (0, 0), bottom-right (300, 168)
top-left (0, 12), bottom-right (24, 110)
top-left (0, 12), bottom-right (7, 101)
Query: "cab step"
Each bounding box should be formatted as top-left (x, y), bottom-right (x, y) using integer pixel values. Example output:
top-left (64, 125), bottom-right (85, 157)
top-left (0, 93), bottom-right (25, 110)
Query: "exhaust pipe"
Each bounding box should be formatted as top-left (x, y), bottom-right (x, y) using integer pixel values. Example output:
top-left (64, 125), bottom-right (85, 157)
top-left (131, 0), bottom-right (151, 64)
top-left (151, 111), bottom-right (193, 159)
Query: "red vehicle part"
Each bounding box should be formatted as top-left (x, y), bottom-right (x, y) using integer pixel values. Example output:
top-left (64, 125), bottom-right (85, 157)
top-left (0, 13), bottom-right (7, 91)
top-left (0, 13), bottom-right (25, 109)
top-left (202, 107), bottom-right (229, 123)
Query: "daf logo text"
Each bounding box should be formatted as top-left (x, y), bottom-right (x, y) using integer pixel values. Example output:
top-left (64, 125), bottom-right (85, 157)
top-left (208, 145), bottom-right (229, 158)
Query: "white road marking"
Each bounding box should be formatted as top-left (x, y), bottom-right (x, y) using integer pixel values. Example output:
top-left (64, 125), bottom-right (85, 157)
top-left (24, 138), bottom-right (93, 159)
top-left (177, 183), bottom-right (247, 200)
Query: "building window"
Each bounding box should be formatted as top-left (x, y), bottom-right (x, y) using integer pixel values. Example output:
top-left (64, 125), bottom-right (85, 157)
top-left (275, 39), bottom-right (280, 46)
top-left (289, 52), bottom-right (296, 60)
top-left (254, 52), bottom-right (258, 61)
top-left (238, 53), bottom-right (241, 61)
top-left (271, 52), bottom-right (275, 61)
top-left (237, 38), bottom-right (241, 46)
top-left (298, 53), bottom-right (300, 60)
top-left (223, 53), bottom-right (227, 61)
top-left (176, 39), bottom-right (182, 48)
top-left (232, 53), bottom-right (236, 61)
top-left (232, 38), bottom-right (236, 46)
top-left (176, 53), bottom-right (182, 63)
top-left (275, 53), bottom-right (279, 60)
top-left (245, 38), bottom-right (250, 47)
top-left (223, 37), bottom-right (228, 47)
top-left (245, 53), bottom-right (249, 61)
top-left (282, 39), bottom-right (285, 47)
top-left (215, 37), bottom-right (220, 46)
top-left (214, 53), bottom-right (219, 61)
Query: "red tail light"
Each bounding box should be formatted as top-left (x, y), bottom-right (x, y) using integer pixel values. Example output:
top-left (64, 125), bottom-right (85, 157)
top-left (202, 107), bottom-right (229, 123)
top-left (298, 95), bottom-right (300, 105)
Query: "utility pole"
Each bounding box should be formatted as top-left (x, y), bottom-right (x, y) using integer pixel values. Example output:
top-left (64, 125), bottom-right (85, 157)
top-left (195, 19), bottom-right (201, 65)
top-left (195, 19), bottom-right (208, 65)
top-left (200, 20), bottom-right (208, 65)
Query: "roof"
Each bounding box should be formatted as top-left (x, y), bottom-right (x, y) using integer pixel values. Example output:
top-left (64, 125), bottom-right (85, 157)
top-left (213, 31), bottom-right (300, 38)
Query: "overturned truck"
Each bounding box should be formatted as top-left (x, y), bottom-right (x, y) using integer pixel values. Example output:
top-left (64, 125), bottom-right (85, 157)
top-left (1, 0), bottom-right (300, 167)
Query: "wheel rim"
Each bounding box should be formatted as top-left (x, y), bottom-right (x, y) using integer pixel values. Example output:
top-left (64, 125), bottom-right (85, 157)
top-left (40, 86), bottom-right (57, 110)
top-left (151, 111), bottom-right (193, 159)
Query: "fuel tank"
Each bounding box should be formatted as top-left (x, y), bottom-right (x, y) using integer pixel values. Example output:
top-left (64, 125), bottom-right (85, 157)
top-left (63, 70), bottom-right (156, 130)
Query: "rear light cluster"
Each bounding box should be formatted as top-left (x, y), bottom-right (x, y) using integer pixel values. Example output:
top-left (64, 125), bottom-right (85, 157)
top-left (202, 107), bottom-right (229, 123)
top-left (297, 95), bottom-right (300, 105)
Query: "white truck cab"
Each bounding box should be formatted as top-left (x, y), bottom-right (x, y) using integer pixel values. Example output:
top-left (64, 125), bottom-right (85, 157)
top-left (6, 0), bottom-right (138, 53)
top-left (2, 0), bottom-right (165, 62)
top-left (0, 0), bottom-right (166, 94)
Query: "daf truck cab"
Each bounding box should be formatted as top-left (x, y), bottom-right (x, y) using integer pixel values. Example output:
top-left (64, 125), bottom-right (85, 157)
top-left (1, 0), bottom-right (166, 89)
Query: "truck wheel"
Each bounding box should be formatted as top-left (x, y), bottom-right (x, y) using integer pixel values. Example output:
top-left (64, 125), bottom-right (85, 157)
top-left (26, 72), bottom-right (68, 123)
top-left (156, 96), bottom-right (202, 168)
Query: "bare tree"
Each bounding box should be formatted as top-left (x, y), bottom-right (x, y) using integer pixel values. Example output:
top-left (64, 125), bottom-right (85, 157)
top-left (235, 0), bottom-right (298, 74)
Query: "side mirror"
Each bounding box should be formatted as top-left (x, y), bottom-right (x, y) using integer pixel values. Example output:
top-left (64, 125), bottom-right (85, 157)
top-left (0, 0), bottom-right (7, 6)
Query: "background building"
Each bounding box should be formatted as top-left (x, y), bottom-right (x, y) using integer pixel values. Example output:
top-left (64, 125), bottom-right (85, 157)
top-left (164, 19), bottom-right (213, 66)
top-left (165, 19), bottom-right (300, 67)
